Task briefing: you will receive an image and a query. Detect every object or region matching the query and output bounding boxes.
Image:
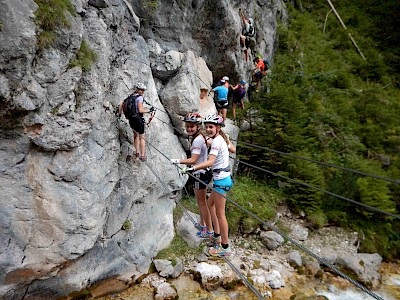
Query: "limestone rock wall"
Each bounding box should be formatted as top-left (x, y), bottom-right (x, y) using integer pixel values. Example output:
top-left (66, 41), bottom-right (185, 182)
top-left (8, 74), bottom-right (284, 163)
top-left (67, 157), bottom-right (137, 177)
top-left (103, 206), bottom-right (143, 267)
top-left (0, 0), bottom-right (284, 298)
top-left (135, 0), bottom-right (286, 82)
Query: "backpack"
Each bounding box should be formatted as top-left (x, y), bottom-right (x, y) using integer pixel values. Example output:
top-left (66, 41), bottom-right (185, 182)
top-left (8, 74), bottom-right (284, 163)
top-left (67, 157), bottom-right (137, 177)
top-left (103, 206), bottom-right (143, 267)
top-left (122, 94), bottom-right (140, 119)
top-left (248, 24), bottom-right (255, 37)
top-left (263, 59), bottom-right (271, 70)
top-left (227, 86), bottom-right (234, 100)
top-left (242, 23), bottom-right (255, 38)
top-left (234, 85), bottom-right (246, 99)
top-left (213, 90), bottom-right (219, 104)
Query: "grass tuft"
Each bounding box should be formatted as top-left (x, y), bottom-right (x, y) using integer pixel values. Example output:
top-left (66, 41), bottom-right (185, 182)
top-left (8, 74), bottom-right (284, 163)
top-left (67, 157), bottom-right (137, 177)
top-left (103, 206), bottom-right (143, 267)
top-left (34, 0), bottom-right (75, 31)
top-left (34, 0), bottom-right (76, 49)
top-left (69, 40), bottom-right (97, 72)
top-left (121, 220), bottom-right (132, 230)
top-left (155, 234), bottom-right (201, 260)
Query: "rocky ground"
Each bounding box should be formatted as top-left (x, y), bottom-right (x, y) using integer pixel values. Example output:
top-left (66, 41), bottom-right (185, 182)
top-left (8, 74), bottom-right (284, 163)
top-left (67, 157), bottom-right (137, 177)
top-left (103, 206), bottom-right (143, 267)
top-left (89, 206), bottom-right (398, 300)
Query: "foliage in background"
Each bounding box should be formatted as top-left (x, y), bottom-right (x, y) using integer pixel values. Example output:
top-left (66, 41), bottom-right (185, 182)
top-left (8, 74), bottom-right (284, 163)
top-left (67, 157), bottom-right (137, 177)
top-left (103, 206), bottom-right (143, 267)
top-left (237, 0), bottom-right (400, 259)
top-left (34, 0), bottom-right (76, 49)
top-left (181, 176), bottom-right (285, 235)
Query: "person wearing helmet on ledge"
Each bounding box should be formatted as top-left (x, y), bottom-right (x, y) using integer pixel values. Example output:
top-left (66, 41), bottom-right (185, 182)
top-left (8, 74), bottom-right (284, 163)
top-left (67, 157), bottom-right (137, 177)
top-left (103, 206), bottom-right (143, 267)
top-left (211, 79), bottom-right (229, 122)
top-left (181, 114), bottom-right (236, 257)
top-left (231, 79), bottom-right (246, 119)
top-left (170, 113), bottom-right (214, 239)
top-left (118, 82), bottom-right (153, 162)
top-left (222, 76), bottom-right (230, 85)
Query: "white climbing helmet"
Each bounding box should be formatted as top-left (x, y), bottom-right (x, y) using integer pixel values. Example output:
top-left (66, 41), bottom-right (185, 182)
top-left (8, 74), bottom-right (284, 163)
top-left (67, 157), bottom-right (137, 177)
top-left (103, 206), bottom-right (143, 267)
top-left (184, 113), bottom-right (202, 124)
top-left (135, 82), bottom-right (147, 91)
top-left (222, 76), bottom-right (229, 81)
top-left (203, 114), bottom-right (224, 126)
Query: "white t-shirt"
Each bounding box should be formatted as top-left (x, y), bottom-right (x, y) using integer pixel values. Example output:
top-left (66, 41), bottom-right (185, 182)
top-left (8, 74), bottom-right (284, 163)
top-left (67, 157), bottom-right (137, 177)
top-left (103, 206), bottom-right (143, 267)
top-left (209, 135), bottom-right (230, 180)
top-left (191, 134), bottom-right (208, 175)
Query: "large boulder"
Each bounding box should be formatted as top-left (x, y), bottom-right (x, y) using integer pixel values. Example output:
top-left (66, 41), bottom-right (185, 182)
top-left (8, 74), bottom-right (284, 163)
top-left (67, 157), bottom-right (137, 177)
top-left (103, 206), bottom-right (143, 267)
top-left (260, 231), bottom-right (285, 250)
top-left (194, 262), bottom-right (223, 291)
top-left (335, 253), bottom-right (382, 289)
top-left (177, 211), bottom-right (202, 249)
top-left (153, 259), bottom-right (184, 279)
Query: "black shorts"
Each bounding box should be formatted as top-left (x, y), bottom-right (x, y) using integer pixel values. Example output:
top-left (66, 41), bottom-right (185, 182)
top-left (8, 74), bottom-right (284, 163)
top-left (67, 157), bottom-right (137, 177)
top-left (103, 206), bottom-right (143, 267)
top-left (194, 170), bottom-right (212, 190)
top-left (233, 95), bottom-right (244, 104)
top-left (216, 100), bottom-right (228, 109)
top-left (254, 72), bottom-right (264, 79)
top-left (245, 36), bottom-right (255, 49)
top-left (129, 116), bottom-right (145, 134)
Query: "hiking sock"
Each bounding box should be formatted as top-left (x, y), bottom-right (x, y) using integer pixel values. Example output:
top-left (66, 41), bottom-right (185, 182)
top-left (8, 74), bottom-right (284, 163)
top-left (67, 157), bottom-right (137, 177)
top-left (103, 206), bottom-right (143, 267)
top-left (213, 233), bottom-right (221, 238)
top-left (221, 243), bottom-right (229, 249)
top-left (194, 223), bottom-right (205, 231)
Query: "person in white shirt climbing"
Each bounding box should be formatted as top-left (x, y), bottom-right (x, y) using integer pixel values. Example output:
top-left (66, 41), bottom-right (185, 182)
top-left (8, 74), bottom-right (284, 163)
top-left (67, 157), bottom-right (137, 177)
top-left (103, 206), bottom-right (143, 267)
top-left (240, 9), bottom-right (256, 62)
top-left (182, 114), bottom-right (236, 257)
top-left (170, 113), bottom-right (213, 239)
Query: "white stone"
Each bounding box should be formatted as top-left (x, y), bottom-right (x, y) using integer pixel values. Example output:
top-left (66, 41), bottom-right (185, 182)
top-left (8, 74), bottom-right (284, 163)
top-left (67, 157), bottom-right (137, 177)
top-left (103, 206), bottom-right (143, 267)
top-left (155, 282), bottom-right (178, 300)
top-left (195, 262), bottom-right (223, 291)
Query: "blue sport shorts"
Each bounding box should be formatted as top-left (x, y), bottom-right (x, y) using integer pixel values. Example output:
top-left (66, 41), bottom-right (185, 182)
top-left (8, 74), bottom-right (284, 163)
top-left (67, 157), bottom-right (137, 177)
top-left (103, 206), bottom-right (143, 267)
top-left (213, 175), bottom-right (233, 194)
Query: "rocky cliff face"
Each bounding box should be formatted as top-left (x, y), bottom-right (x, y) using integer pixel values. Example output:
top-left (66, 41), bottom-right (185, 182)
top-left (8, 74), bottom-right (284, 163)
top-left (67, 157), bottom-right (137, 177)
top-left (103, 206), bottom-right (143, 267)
top-left (0, 0), bottom-right (285, 298)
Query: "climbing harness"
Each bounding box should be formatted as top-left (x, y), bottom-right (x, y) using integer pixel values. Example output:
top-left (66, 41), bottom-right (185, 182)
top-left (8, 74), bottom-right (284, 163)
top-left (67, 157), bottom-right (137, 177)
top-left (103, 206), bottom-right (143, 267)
top-left (212, 166), bottom-right (230, 173)
top-left (212, 183), bottom-right (231, 192)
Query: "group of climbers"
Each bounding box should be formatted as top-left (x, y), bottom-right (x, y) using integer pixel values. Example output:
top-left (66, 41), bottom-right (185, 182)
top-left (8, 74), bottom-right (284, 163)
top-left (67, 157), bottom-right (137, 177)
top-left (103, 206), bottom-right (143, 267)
top-left (210, 76), bottom-right (246, 122)
top-left (171, 113), bottom-right (236, 257)
top-left (118, 83), bottom-right (237, 256)
top-left (115, 8), bottom-right (271, 258)
top-left (239, 8), bottom-right (272, 92)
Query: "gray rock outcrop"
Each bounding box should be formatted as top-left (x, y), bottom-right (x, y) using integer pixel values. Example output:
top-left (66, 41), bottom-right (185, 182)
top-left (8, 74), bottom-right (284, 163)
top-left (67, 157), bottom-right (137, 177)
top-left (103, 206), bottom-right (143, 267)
top-left (291, 224), bottom-right (309, 241)
top-left (134, 0), bottom-right (286, 81)
top-left (335, 253), bottom-right (382, 289)
top-left (0, 0), bottom-right (284, 298)
top-left (260, 230), bottom-right (285, 250)
top-left (153, 258), bottom-right (183, 279)
top-left (177, 212), bottom-right (203, 249)
top-left (287, 250), bottom-right (302, 267)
